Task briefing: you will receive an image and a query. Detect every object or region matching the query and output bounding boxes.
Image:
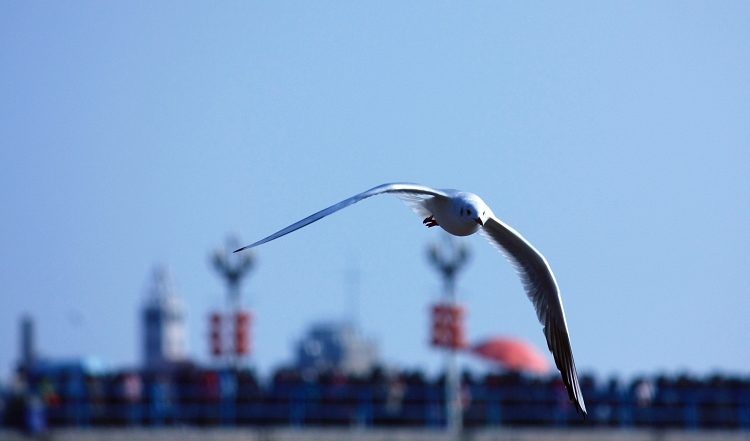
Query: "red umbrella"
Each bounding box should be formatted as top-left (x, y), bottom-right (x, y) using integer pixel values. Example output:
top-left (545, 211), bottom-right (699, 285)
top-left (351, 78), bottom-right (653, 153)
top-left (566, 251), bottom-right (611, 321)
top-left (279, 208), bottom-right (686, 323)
top-left (470, 337), bottom-right (550, 375)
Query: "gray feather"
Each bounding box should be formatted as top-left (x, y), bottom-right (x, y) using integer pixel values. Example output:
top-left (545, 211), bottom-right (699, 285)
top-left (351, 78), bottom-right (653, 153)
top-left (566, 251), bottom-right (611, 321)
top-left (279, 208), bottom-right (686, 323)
top-left (235, 183), bottom-right (448, 252)
top-left (479, 216), bottom-right (587, 418)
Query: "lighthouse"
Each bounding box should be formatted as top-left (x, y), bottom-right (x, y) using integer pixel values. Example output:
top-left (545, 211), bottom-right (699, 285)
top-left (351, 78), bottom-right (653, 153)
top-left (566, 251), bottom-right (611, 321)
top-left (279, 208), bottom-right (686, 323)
top-left (142, 265), bottom-right (187, 370)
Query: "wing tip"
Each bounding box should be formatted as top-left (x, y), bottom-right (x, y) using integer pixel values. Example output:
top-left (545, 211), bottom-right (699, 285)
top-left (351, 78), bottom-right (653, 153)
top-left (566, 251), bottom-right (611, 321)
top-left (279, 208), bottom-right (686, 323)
top-left (576, 399), bottom-right (588, 420)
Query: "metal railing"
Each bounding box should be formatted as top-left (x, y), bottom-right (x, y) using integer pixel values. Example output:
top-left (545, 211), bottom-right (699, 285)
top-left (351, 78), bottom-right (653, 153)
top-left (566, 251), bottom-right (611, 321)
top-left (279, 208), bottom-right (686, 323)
top-left (6, 369), bottom-right (750, 430)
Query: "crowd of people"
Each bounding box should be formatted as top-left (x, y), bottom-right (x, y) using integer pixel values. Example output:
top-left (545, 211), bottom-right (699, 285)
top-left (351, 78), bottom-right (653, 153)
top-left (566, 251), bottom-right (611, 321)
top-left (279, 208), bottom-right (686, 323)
top-left (3, 364), bottom-right (749, 432)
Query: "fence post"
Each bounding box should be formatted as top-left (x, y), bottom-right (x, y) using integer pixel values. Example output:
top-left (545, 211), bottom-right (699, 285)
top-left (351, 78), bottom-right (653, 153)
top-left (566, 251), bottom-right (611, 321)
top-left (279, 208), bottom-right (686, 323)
top-left (684, 390), bottom-right (698, 430)
top-left (290, 385), bottom-right (306, 427)
top-left (357, 387), bottom-right (373, 427)
top-left (739, 392), bottom-right (750, 430)
top-left (488, 389), bottom-right (502, 428)
top-left (219, 371), bottom-right (237, 426)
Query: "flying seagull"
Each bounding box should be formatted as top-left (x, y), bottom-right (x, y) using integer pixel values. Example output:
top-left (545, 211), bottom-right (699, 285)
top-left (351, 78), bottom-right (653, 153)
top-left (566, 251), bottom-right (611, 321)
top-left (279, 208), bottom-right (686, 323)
top-left (235, 182), bottom-right (587, 418)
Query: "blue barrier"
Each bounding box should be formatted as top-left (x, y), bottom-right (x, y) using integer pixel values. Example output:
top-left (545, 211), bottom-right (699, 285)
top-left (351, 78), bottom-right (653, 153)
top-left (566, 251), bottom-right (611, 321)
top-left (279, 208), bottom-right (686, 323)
top-left (7, 368), bottom-right (749, 430)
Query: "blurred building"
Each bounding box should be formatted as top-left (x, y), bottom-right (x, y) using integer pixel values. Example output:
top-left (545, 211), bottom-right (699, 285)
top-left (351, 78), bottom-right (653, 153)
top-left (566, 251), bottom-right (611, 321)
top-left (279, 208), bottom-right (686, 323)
top-left (16, 314), bottom-right (108, 375)
top-left (19, 315), bottom-right (36, 370)
top-left (142, 265), bottom-right (187, 370)
top-left (295, 322), bottom-right (379, 377)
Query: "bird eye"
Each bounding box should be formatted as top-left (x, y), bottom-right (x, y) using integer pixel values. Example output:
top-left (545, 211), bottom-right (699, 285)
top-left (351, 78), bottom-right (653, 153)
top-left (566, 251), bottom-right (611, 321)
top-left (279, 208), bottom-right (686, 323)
top-left (467, 209), bottom-right (472, 215)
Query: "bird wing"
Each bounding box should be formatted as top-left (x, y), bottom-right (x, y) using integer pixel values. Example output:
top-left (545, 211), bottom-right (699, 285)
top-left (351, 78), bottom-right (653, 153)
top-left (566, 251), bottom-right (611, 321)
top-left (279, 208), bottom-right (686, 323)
top-left (235, 183), bottom-right (449, 252)
top-left (480, 216), bottom-right (587, 418)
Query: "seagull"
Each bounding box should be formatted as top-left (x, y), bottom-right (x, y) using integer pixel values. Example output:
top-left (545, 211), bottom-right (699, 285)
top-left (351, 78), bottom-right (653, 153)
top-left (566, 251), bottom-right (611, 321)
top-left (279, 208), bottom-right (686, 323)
top-left (235, 182), bottom-right (587, 418)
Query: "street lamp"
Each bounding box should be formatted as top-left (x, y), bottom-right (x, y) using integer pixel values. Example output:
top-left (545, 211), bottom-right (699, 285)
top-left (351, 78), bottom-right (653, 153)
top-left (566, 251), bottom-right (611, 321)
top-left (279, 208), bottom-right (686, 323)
top-left (426, 234), bottom-right (470, 435)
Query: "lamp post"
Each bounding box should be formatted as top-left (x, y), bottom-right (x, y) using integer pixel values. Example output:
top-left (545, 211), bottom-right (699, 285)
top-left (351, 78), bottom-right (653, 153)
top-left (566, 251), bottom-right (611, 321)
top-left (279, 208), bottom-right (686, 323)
top-left (427, 234), bottom-right (470, 435)
top-left (210, 235), bottom-right (255, 368)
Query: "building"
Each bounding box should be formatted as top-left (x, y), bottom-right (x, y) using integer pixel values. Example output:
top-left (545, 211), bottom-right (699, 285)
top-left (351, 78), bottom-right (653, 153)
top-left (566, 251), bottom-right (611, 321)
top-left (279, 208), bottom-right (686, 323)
top-left (142, 265), bottom-right (187, 370)
top-left (296, 322), bottom-right (379, 377)
top-left (19, 315), bottom-right (36, 370)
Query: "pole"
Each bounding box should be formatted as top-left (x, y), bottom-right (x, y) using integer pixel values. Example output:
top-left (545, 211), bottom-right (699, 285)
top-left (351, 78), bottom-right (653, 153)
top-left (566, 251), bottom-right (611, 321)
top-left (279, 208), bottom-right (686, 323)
top-left (445, 272), bottom-right (462, 435)
top-left (427, 234), bottom-right (470, 436)
top-left (211, 235), bottom-right (254, 369)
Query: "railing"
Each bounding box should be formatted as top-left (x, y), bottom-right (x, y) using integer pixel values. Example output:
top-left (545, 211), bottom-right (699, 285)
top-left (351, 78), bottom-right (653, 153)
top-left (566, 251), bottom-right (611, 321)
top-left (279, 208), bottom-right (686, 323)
top-left (8, 370), bottom-right (750, 430)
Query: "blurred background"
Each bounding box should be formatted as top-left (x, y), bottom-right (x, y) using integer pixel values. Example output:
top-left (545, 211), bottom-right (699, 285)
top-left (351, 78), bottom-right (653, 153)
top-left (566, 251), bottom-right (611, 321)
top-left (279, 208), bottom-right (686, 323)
top-left (1, 1), bottom-right (749, 434)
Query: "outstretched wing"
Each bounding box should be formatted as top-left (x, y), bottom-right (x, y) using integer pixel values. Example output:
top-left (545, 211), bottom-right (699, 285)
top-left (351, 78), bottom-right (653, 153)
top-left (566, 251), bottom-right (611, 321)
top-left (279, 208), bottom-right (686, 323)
top-left (480, 216), bottom-right (587, 419)
top-left (235, 183), bottom-right (449, 252)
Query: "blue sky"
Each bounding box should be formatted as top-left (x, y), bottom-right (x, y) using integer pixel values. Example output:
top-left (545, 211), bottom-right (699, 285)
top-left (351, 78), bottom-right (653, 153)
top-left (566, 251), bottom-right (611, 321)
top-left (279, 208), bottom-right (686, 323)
top-left (1, 1), bottom-right (749, 381)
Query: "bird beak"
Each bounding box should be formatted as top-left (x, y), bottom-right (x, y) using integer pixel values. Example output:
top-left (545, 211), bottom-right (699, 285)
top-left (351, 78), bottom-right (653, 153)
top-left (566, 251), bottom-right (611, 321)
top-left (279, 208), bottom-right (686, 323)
top-left (475, 218), bottom-right (484, 226)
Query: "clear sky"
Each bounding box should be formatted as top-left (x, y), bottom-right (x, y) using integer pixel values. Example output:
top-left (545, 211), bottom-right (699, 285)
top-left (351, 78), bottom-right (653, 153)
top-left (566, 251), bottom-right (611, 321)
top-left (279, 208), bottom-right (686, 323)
top-left (1, 2), bottom-right (749, 382)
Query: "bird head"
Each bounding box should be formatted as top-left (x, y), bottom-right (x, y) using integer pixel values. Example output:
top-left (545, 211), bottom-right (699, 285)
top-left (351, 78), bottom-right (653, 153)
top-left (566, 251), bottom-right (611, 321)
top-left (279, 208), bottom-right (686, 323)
top-left (459, 194), bottom-right (491, 227)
